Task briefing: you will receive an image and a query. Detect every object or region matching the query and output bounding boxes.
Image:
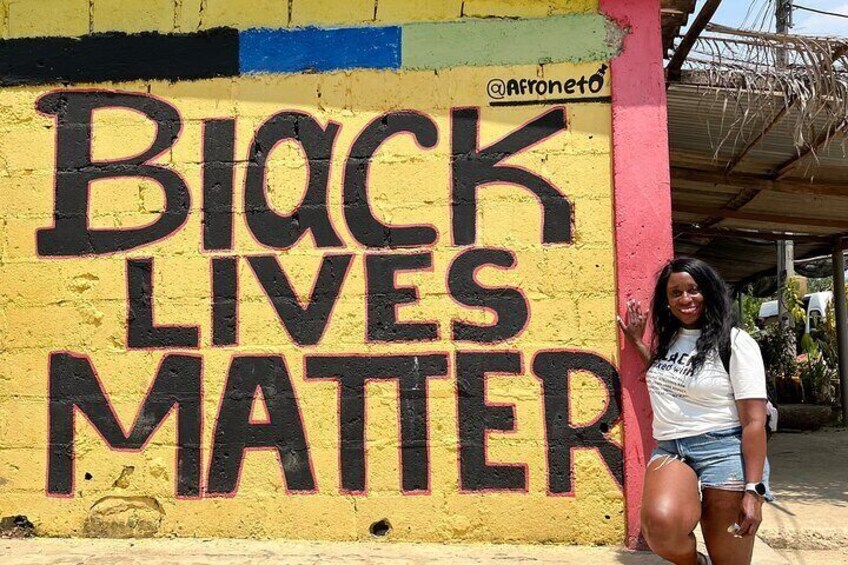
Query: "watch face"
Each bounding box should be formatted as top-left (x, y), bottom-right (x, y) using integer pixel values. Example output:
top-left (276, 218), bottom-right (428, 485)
top-left (755, 483), bottom-right (767, 496)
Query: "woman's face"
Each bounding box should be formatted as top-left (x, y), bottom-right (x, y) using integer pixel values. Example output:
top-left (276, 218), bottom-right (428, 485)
top-left (666, 271), bottom-right (704, 328)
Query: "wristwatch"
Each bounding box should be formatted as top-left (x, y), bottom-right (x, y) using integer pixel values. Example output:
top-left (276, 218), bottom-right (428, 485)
top-left (745, 482), bottom-right (766, 497)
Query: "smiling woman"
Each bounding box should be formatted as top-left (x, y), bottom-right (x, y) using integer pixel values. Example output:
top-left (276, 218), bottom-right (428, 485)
top-left (666, 272), bottom-right (704, 329)
top-left (619, 258), bottom-right (772, 565)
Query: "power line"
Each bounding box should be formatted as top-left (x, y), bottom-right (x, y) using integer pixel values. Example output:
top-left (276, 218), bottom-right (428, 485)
top-left (795, 4), bottom-right (848, 19)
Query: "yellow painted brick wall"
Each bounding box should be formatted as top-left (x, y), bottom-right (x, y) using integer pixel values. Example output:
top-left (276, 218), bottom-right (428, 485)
top-left (462, 0), bottom-right (597, 18)
top-left (92, 0), bottom-right (176, 33)
top-left (0, 0), bottom-right (622, 544)
top-left (201, 0), bottom-right (289, 30)
top-left (0, 0), bottom-right (599, 37)
top-left (375, 0), bottom-right (464, 23)
top-left (5, 0), bottom-right (89, 38)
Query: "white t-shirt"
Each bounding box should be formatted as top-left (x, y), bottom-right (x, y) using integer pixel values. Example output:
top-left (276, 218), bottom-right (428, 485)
top-left (646, 327), bottom-right (767, 441)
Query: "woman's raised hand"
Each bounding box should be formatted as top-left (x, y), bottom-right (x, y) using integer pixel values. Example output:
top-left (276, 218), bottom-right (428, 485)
top-left (618, 298), bottom-right (647, 344)
top-left (618, 299), bottom-right (650, 363)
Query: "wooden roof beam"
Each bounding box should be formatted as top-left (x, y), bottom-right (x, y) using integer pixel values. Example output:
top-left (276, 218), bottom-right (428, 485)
top-left (671, 166), bottom-right (848, 197)
top-left (674, 203), bottom-right (848, 229)
top-left (774, 122), bottom-right (847, 180)
top-left (666, 0), bottom-right (723, 82)
top-left (673, 223), bottom-right (833, 243)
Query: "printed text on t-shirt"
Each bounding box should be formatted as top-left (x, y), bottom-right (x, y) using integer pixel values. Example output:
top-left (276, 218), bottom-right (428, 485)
top-left (649, 351), bottom-right (694, 398)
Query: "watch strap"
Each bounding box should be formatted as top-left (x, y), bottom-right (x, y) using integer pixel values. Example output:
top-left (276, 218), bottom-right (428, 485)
top-left (744, 482), bottom-right (766, 496)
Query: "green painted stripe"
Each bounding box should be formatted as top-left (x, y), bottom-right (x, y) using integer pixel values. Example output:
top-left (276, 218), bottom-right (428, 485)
top-left (402, 14), bottom-right (621, 70)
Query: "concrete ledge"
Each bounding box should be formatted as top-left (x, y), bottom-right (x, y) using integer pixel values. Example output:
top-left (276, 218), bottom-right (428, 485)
top-left (777, 405), bottom-right (840, 431)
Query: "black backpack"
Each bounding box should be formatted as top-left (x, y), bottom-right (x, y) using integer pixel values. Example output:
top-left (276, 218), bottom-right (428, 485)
top-left (720, 329), bottom-right (779, 439)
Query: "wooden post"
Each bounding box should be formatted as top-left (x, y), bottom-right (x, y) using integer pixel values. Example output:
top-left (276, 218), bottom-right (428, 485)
top-left (831, 240), bottom-right (848, 426)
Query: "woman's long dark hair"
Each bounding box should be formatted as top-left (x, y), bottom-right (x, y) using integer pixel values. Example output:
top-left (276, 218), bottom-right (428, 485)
top-left (650, 257), bottom-right (736, 373)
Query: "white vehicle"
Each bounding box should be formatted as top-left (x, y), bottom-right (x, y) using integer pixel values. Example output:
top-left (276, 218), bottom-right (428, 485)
top-left (758, 291), bottom-right (831, 335)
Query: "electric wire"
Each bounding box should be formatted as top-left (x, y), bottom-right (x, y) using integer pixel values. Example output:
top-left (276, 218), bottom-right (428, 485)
top-left (795, 4), bottom-right (848, 20)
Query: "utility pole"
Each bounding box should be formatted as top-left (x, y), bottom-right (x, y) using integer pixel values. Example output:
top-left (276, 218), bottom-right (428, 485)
top-left (775, 0), bottom-right (794, 329)
top-left (776, 0), bottom-right (793, 33)
top-left (777, 241), bottom-right (795, 329)
top-left (776, 0), bottom-right (793, 67)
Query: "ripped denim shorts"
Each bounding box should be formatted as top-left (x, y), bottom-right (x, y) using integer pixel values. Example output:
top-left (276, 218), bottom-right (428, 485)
top-left (650, 426), bottom-right (774, 502)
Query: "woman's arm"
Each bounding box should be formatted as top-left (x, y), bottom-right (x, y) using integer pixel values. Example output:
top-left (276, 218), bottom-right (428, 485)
top-left (617, 299), bottom-right (651, 363)
top-left (736, 398), bottom-right (768, 536)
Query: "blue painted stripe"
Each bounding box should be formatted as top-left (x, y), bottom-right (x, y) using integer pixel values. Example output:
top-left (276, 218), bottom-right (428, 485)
top-left (240, 26), bottom-right (401, 73)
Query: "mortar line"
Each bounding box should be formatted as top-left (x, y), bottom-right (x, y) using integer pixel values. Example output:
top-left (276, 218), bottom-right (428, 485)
top-left (198, 0), bottom-right (206, 31)
top-left (2, 1), bottom-right (9, 38)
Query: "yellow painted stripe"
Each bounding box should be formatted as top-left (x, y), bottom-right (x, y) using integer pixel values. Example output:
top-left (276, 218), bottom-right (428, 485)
top-left (1, 0), bottom-right (599, 39)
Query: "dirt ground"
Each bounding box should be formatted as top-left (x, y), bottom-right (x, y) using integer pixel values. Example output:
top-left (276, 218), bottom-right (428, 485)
top-left (1, 428), bottom-right (845, 564)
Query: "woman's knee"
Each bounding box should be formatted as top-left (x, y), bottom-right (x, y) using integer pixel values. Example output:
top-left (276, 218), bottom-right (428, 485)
top-left (642, 503), bottom-right (697, 544)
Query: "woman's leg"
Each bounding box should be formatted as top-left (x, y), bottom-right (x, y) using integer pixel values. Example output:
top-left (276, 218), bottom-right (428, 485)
top-left (700, 488), bottom-right (755, 564)
top-left (641, 456), bottom-right (703, 565)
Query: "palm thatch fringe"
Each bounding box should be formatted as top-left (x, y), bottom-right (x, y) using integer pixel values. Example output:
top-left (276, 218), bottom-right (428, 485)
top-left (678, 23), bottom-right (848, 172)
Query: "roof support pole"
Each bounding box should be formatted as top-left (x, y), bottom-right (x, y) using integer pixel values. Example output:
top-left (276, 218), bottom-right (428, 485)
top-left (666, 0), bottom-right (723, 82)
top-left (737, 290), bottom-right (744, 323)
top-left (777, 240), bottom-right (795, 329)
top-left (831, 240), bottom-right (848, 426)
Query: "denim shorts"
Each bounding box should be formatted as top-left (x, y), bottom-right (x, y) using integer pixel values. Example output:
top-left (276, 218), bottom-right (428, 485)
top-left (650, 426), bottom-right (774, 501)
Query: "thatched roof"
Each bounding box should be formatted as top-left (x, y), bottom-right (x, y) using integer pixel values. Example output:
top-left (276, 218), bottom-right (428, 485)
top-left (666, 18), bottom-right (848, 287)
top-left (684, 24), bottom-right (848, 160)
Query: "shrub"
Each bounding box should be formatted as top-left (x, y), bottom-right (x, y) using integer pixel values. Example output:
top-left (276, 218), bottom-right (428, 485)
top-left (753, 321), bottom-right (797, 398)
top-left (797, 352), bottom-right (836, 405)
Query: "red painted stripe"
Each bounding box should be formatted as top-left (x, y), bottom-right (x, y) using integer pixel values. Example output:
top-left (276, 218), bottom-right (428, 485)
top-left (601, 0), bottom-right (673, 549)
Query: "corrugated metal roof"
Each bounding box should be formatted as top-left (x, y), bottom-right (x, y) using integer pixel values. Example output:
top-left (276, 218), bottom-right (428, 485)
top-left (667, 82), bottom-right (848, 285)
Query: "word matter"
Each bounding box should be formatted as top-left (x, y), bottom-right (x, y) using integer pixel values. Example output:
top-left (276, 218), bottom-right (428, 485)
top-left (48, 350), bottom-right (622, 497)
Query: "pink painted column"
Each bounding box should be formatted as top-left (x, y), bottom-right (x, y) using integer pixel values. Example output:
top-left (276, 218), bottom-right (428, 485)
top-left (600, 0), bottom-right (674, 549)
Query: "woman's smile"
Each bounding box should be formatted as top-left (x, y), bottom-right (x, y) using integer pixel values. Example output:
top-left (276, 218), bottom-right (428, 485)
top-left (666, 272), bottom-right (704, 328)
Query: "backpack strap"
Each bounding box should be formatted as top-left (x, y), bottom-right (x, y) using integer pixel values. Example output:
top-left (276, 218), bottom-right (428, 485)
top-left (720, 328), bottom-right (735, 374)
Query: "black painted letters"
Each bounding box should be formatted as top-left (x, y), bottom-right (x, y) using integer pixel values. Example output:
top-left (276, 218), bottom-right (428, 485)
top-left (48, 352), bottom-right (202, 496)
top-left (38, 92), bottom-right (624, 503)
top-left (305, 354), bottom-right (448, 493)
top-left (127, 258), bottom-right (200, 349)
top-left (533, 350), bottom-right (623, 493)
top-left (451, 107), bottom-right (572, 246)
top-left (244, 112), bottom-right (342, 249)
top-left (344, 112), bottom-right (439, 248)
top-left (366, 252), bottom-right (438, 342)
top-left (448, 248), bottom-right (528, 343)
top-left (207, 356), bottom-right (315, 494)
top-left (457, 351), bottom-right (526, 491)
top-left (37, 91), bottom-right (189, 256)
top-left (248, 254), bottom-right (353, 346)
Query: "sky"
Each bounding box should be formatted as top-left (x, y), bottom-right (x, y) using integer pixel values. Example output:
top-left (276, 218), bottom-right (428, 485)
top-left (687, 0), bottom-right (848, 36)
